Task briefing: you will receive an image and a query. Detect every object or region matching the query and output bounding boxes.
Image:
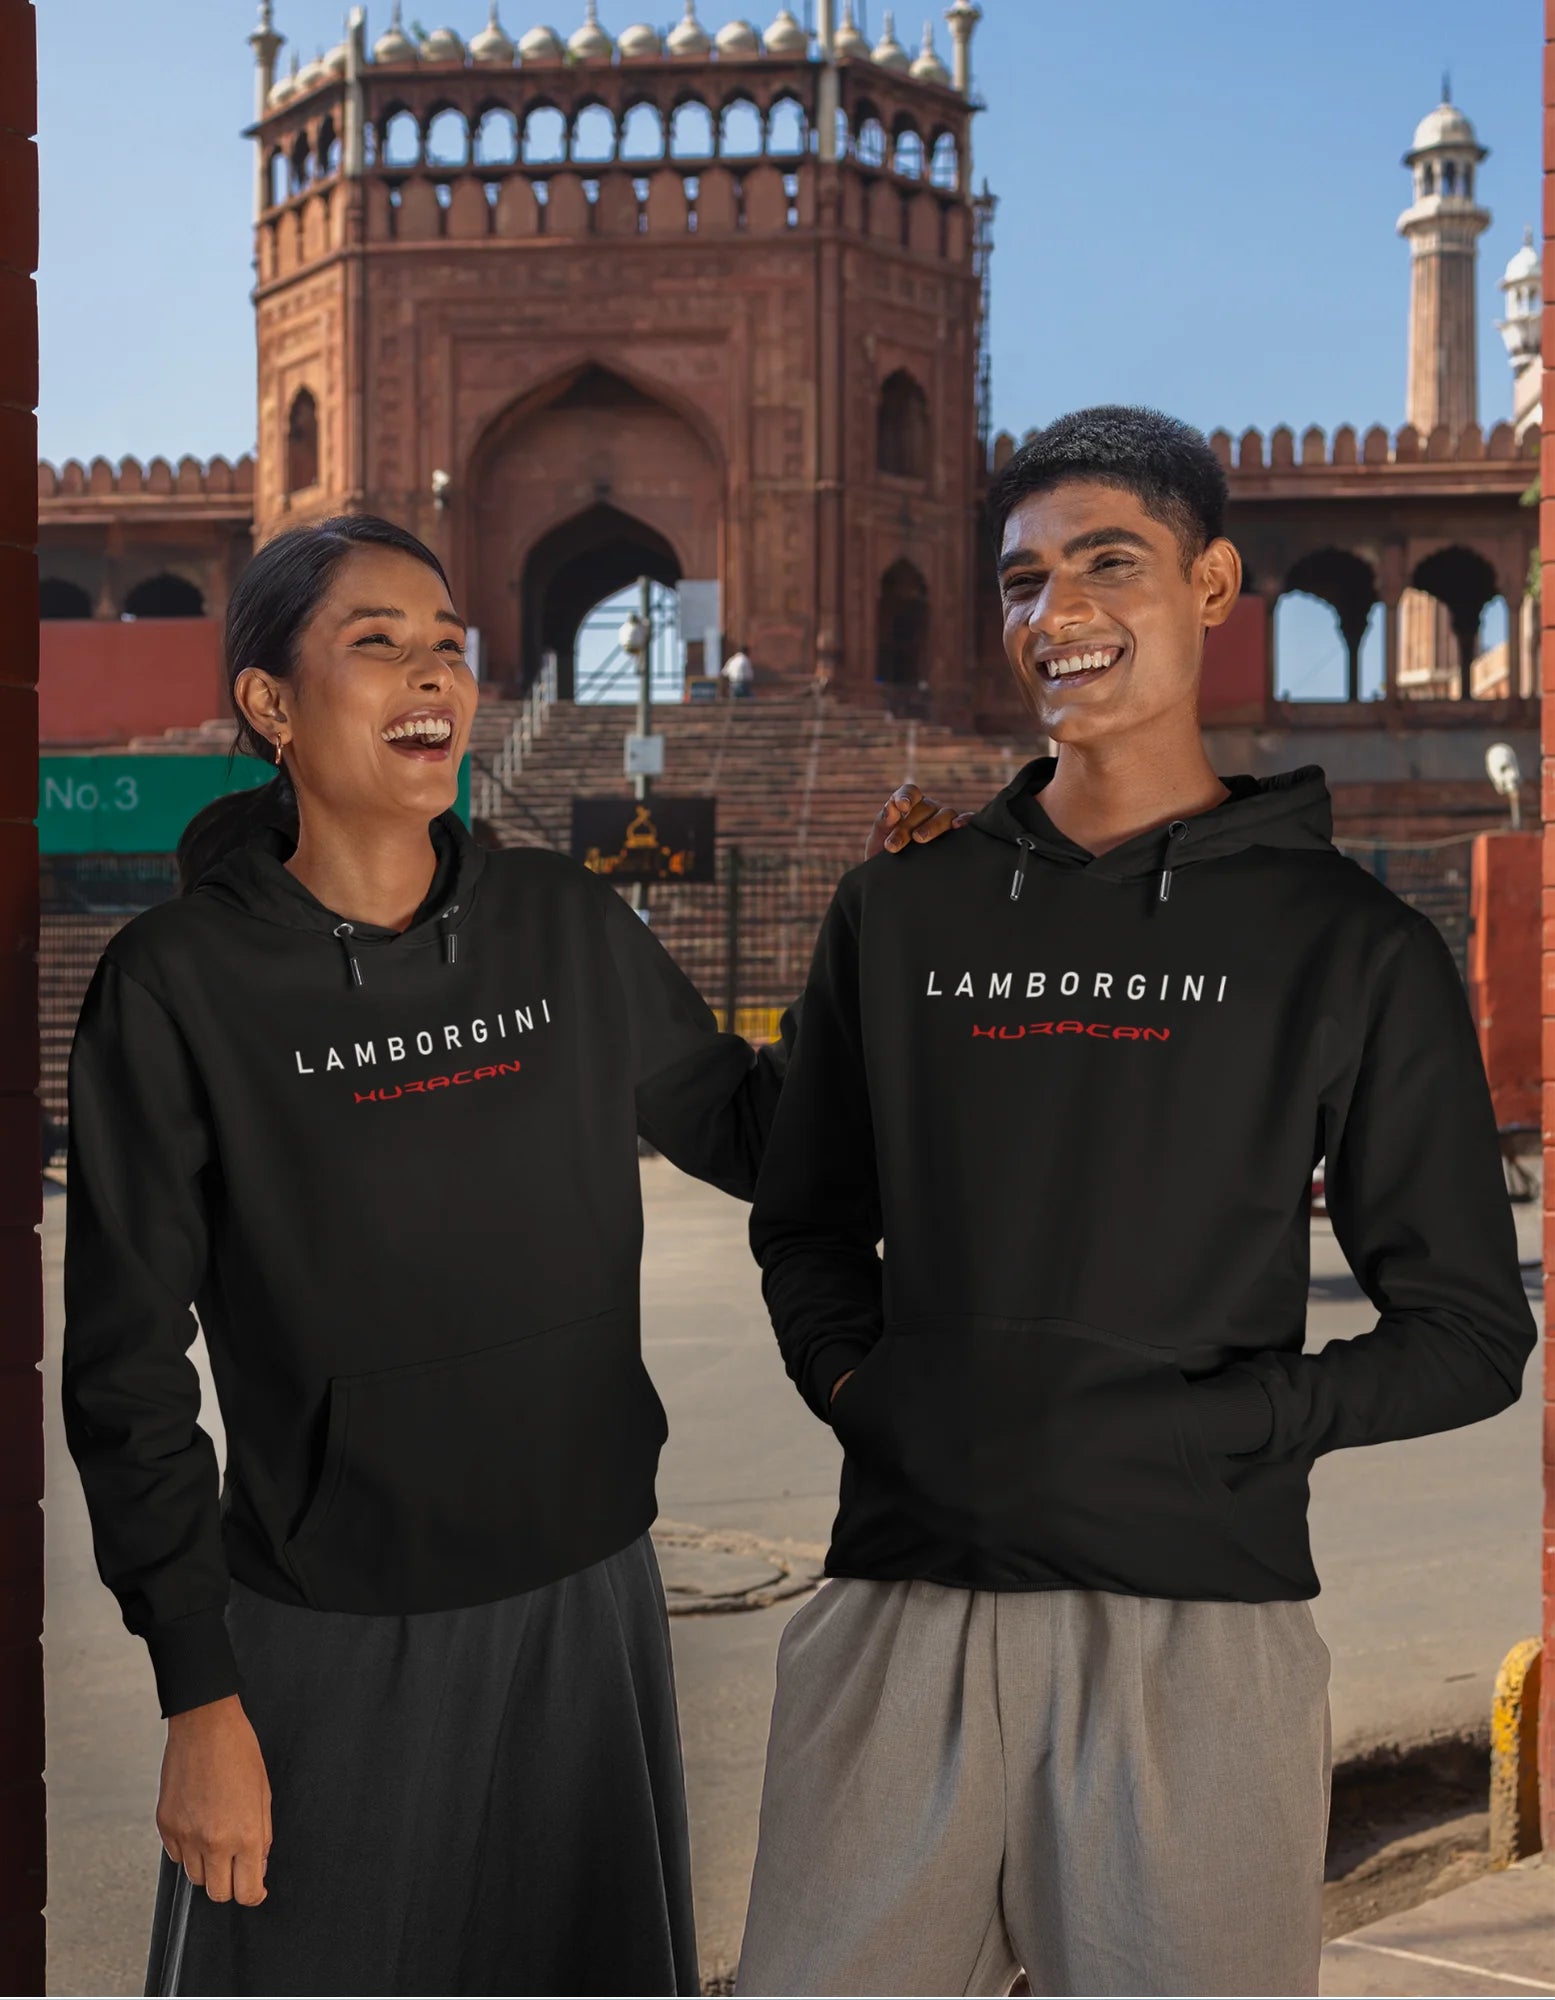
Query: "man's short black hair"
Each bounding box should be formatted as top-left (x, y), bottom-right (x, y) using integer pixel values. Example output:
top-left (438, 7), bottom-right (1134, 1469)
top-left (988, 405), bottom-right (1228, 570)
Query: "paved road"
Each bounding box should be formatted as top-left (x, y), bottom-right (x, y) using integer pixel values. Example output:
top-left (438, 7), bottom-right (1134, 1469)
top-left (41, 1167), bottom-right (1543, 1992)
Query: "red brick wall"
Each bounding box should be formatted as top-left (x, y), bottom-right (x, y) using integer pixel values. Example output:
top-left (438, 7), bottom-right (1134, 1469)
top-left (39, 616), bottom-right (224, 744)
top-left (1470, 832), bottom-right (1539, 1128)
top-left (0, 1), bottom-right (44, 1986)
top-left (1541, 0), bottom-right (1555, 1857)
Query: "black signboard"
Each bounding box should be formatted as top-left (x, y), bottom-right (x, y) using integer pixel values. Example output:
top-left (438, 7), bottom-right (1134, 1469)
top-left (571, 796), bottom-right (717, 884)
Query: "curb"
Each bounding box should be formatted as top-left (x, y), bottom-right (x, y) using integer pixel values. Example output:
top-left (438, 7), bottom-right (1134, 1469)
top-left (1490, 1635), bottom-right (1543, 1868)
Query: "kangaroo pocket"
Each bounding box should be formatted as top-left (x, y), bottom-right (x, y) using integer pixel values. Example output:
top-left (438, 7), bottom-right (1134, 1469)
top-left (283, 1306), bottom-right (665, 1613)
top-left (829, 1315), bottom-right (1241, 1591)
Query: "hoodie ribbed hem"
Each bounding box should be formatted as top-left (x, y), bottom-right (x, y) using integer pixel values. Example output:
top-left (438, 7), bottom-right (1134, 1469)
top-left (1187, 1366), bottom-right (1275, 1457)
top-left (144, 1609), bottom-right (242, 1719)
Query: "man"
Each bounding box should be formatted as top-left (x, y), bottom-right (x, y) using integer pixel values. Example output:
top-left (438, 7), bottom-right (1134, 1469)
top-left (722, 646), bottom-right (755, 700)
top-left (737, 407), bottom-right (1535, 1997)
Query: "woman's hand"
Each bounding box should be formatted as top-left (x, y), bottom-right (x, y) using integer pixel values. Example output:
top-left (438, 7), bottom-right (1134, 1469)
top-left (157, 1693), bottom-right (273, 1907)
top-left (866, 784), bottom-right (973, 862)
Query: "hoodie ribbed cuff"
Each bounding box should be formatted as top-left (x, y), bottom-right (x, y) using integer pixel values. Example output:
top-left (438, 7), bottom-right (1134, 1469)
top-left (1187, 1366), bottom-right (1275, 1458)
top-left (804, 1339), bottom-right (876, 1424)
top-left (144, 1609), bottom-right (243, 1720)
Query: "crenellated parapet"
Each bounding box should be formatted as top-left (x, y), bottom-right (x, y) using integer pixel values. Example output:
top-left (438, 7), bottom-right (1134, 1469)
top-left (1208, 420), bottom-right (1534, 472)
top-left (249, 5), bottom-right (977, 282)
top-left (38, 455), bottom-right (256, 509)
top-left (988, 420), bottom-right (1536, 480)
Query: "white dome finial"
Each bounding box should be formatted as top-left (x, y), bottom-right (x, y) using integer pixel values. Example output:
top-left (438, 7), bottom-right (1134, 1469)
top-left (910, 19), bottom-right (949, 83)
top-left (667, 0), bottom-right (712, 57)
top-left (873, 9), bottom-right (909, 69)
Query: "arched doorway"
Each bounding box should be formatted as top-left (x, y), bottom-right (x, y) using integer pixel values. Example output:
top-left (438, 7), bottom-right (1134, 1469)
top-left (1405, 545), bottom-right (1501, 697)
top-left (877, 559), bottom-right (930, 689)
top-left (467, 362), bottom-right (723, 694)
top-left (521, 504), bottom-right (681, 696)
top-left (1275, 548), bottom-right (1380, 701)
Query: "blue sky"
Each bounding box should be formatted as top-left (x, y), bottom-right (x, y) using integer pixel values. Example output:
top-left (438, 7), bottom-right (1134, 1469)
top-left (35, 3), bottom-right (1541, 697)
top-left (37, 0), bottom-right (1540, 463)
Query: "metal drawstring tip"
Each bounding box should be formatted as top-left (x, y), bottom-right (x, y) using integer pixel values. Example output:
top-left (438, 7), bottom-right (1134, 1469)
top-left (1158, 869), bottom-right (1172, 902)
top-left (348, 955), bottom-right (363, 987)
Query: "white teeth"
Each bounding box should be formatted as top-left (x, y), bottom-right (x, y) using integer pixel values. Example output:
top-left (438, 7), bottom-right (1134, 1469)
top-left (383, 717), bottom-right (453, 743)
top-left (1046, 649), bottom-right (1115, 678)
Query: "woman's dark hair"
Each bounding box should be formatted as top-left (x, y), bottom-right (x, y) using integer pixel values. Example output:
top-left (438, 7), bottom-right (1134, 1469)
top-left (987, 405), bottom-right (1228, 572)
top-left (176, 514), bottom-right (450, 891)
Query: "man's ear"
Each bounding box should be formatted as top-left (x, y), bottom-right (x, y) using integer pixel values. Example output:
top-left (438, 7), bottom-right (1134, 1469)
top-left (1198, 537), bottom-right (1243, 630)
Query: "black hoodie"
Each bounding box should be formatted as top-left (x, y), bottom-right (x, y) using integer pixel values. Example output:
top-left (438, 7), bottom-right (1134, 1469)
top-left (64, 813), bottom-right (788, 1716)
top-left (750, 757), bottom-right (1534, 1601)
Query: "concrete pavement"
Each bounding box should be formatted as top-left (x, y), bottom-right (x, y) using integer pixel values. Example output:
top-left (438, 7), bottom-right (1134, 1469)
top-left (41, 1163), bottom-right (1545, 1992)
top-left (1321, 1855), bottom-right (1554, 1995)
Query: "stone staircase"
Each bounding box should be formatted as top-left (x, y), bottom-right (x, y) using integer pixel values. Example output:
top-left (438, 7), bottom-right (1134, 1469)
top-left (468, 692), bottom-right (1030, 858)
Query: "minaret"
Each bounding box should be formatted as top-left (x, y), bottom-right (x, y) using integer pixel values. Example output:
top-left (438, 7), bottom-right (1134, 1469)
top-left (1397, 84), bottom-right (1491, 435)
top-left (1396, 87), bottom-right (1491, 694)
top-left (248, 2), bottom-right (284, 222)
top-left (1497, 227), bottom-right (1542, 444)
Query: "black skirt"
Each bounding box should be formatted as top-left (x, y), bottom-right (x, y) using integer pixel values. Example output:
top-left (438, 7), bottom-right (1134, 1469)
top-left (144, 1532), bottom-right (697, 1997)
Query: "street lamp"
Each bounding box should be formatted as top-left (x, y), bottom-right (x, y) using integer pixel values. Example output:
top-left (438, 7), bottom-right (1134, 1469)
top-left (1486, 742), bottom-right (1523, 830)
top-left (620, 583), bottom-right (654, 914)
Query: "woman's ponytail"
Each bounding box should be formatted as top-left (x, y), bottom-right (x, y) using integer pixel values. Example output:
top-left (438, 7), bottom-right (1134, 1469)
top-left (176, 769), bottom-right (297, 893)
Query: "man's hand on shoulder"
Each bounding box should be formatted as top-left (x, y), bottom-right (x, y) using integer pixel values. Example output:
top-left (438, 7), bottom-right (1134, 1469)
top-left (866, 784), bottom-right (973, 862)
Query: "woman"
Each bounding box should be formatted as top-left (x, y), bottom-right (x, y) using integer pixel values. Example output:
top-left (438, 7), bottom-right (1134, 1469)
top-left (62, 514), bottom-right (960, 1998)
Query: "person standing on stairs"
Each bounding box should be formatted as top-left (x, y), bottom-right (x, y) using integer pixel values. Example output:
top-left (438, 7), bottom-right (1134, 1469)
top-left (60, 512), bottom-right (963, 1998)
top-left (738, 407), bottom-right (1535, 1998)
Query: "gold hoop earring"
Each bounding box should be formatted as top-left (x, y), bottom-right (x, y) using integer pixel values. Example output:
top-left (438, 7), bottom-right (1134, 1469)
top-left (273, 736), bottom-right (285, 765)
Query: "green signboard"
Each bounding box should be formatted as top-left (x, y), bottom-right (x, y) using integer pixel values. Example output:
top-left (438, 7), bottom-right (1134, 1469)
top-left (39, 755), bottom-right (472, 855)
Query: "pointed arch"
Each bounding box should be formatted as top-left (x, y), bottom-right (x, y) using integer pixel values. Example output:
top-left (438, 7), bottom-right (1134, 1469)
top-left (877, 560), bottom-right (930, 686)
top-left (286, 387), bottom-right (320, 494)
top-left (877, 369), bottom-right (930, 479)
top-left (466, 360), bottom-right (726, 692)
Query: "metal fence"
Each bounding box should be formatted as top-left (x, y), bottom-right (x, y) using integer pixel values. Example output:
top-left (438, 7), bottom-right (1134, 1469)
top-left (36, 834), bottom-right (1481, 1155)
top-left (1334, 837), bottom-right (1475, 978)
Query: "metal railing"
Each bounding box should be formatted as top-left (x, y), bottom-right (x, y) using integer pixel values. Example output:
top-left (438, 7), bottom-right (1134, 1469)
top-left (471, 654), bottom-right (556, 822)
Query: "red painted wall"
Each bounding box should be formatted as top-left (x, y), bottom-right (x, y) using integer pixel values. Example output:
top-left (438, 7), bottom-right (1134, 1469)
top-left (0, 2), bottom-right (44, 1987)
top-left (1200, 593), bottom-right (1267, 724)
top-left (1470, 831), bottom-right (1539, 1129)
top-left (39, 617), bottom-right (224, 745)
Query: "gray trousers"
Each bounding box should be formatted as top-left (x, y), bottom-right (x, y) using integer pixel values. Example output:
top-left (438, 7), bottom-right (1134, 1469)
top-left (145, 1533), bottom-right (697, 1997)
top-left (737, 1579), bottom-right (1331, 1997)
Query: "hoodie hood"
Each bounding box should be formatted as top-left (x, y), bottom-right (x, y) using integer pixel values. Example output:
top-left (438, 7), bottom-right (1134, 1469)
top-left (970, 756), bottom-right (1334, 905)
top-left (193, 810), bottom-right (486, 984)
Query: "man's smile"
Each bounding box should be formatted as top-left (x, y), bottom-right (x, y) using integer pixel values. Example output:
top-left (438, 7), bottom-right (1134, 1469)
top-left (1032, 642), bottom-right (1125, 685)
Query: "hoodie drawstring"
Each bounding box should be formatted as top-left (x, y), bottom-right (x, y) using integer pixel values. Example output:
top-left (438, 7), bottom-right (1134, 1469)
top-left (331, 906), bottom-right (461, 986)
top-left (1009, 837), bottom-right (1037, 903)
top-left (1156, 821), bottom-right (1189, 904)
top-left (332, 921), bottom-right (364, 989)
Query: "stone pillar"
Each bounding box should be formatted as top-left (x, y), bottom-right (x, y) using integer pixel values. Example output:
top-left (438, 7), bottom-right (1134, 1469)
top-left (0, 1), bottom-right (44, 1985)
top-left (1380, 590), bottom-right (1401, 701)
top-left (1259, 588), bottom-right (1280, 704)
top-left (816, 0), bottom-right (838, 163)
